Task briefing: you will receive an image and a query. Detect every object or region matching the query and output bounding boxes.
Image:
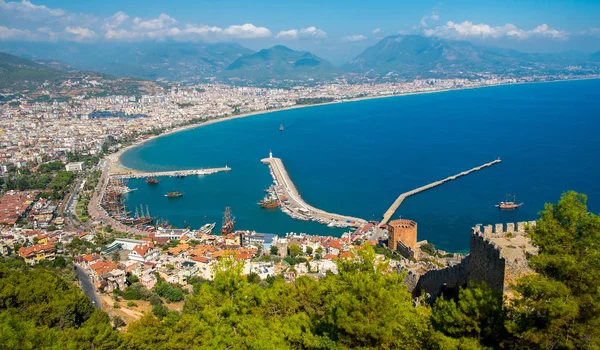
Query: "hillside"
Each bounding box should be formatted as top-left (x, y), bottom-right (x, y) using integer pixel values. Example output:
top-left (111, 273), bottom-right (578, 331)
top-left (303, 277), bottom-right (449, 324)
top-left (222, 45), bottom-right (338, 82)
top-left (0, 52), bottom-right (64, 90)
top-left (0, 41), bottom-right (254, 82)
top-left (0, 51), bottom-right (161, 97)
top-left (344, 34), bottom-right (598, 78)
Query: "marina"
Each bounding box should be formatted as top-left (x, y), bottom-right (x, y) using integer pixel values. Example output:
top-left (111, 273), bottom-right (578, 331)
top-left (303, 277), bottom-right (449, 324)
top-left (261, 152), bottom-right (367, 228)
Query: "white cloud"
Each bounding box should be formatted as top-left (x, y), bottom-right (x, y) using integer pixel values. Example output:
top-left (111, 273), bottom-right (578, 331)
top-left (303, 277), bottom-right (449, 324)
top-left (183, 24), bottom-right (223, 36)
top-left (341, 34), bottom-right (367, 42)
top-left (102, 11), bottom-right (129, 31)
top-left (65, 26), bottom-right (96, 41)
top-left (104, 28), bottom-right (139, 40)
top-left (300, 26), bottom-right (327, 39)
top-left (530, 24), bottom-right (567, 39)
top-left (276, 29), bottom-right (298, 39)
top-left (0, 25), bottom-right (34, 40)
top-left (424, 21), bottom-right (567, 40)
top-left (420, 11), bottom-right (440, 27)
top-left (223, 23), bottom-right (271, 39)
top-left (0, 0), bottom-right (65, 17)
top-left (276, 26), bottom-right (327, 40)
top-left (581, 27), bottom-right (600, 36)
top-left (133, 13), bottom-right (176, 31)
top-left (372, 28), bottom-right (381, 34)
top-left (36, 26), bottom-right (56, 40)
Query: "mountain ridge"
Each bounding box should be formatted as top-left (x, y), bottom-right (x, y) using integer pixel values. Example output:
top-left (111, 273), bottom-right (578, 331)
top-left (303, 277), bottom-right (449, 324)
top-left (222, 45), bottom-right (338, 82)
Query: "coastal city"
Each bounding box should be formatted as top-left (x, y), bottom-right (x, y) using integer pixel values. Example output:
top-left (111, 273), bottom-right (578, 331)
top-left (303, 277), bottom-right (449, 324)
top-left (1, 0), bottom-right (599, 346)
top-left (0, 72), bottom-right (595, 326)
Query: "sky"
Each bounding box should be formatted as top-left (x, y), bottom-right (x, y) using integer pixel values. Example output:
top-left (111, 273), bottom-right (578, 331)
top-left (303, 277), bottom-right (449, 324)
top-left (1, 0), bottom-right (599, 63)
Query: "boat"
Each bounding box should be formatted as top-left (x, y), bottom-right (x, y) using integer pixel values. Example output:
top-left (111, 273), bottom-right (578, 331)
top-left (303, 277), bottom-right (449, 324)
top-left (495, 194), bottom-right (523, 210)
top-left (165, 191), bottom-right (183, 198)
top-left (146, 177), bottom-right (159, 184)
top-left (221, 207), bottom-right (235, 235)
top-left (258, 194), bottom-right (279, 209)
top-left (200, 222), bottom-right (216, 235)
top-left (279, 124), bottom-right (284, 131)
top-left (175, 173), bottom-right (185, 178)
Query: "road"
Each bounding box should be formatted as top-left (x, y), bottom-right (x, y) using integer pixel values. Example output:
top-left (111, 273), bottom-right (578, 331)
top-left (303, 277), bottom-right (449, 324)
top-left (75, 265), bottom-right (101, 308)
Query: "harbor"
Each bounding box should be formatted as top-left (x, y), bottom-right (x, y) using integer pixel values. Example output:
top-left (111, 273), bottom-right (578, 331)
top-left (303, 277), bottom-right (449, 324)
top-left (261, 152), bottom-right (367, 228)
top-left (380, 158), bottom-right (502, 225)
top-left (111, 166), bottom-right (231, 179)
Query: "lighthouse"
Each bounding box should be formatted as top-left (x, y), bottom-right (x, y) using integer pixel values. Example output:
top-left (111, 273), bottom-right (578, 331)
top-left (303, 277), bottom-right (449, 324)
top-left (269, 150), bottom-right (273, 159)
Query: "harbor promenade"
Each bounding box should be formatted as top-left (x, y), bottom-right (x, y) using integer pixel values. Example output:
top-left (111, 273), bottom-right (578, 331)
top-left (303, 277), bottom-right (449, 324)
top-left (380, 158), bottom-right (502, 225)
top-left (262, 154), bottom-right (367, 227)
top-left (111, 166), bottom-right (231, 179)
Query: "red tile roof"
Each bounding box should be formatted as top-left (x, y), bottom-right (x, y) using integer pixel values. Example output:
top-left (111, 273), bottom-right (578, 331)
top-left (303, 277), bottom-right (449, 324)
top-left (18, 243), bottom-right (55, 258)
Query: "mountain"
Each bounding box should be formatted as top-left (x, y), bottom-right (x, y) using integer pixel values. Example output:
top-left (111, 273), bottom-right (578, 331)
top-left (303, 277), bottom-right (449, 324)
top-left (222, 45), bottom-right (338, 82)
top-left (344, 35), bottom-right (599, 78)
top-left (0, 41), bottom-right (254, 82)
top-left (0, 52), bottom-right (64, 90)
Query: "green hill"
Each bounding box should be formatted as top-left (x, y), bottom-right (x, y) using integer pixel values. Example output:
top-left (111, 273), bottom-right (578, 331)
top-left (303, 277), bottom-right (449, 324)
top-left (0, 52), bottom-right (64, 90)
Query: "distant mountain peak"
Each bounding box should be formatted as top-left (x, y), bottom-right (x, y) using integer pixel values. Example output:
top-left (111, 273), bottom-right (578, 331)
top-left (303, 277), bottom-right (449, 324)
top-left (223, 45), bottom-right (337, 81)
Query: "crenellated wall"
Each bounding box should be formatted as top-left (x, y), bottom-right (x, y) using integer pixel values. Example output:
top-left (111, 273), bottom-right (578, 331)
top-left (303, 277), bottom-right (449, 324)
top-left (411, 221), bottom-right (537, 299)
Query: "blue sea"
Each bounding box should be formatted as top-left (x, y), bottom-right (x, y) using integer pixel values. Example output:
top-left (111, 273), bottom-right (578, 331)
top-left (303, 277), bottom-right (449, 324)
top-left (120, 79), bottom-right (600, 253)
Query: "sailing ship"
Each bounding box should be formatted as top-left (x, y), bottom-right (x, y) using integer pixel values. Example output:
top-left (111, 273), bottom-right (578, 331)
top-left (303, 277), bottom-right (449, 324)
top-left (258, 194), bottom-right (279, 209)
top-left (221, 207), bottom-right (235, 235)
top-left (279, 124), bottom-right (284, 131)
top-left (126, 204), bottom-right (153, 225)
top-left (496, 194), bottom-right (523, 210)
top-left (146, 177), bottom-right (159, 184)
top-left (165, 191), bottom-right (183, 198)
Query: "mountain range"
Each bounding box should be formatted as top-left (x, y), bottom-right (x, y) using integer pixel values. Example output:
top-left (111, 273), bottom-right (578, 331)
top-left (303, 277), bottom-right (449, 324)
top-left (1, 35), bottom-right (599, 84)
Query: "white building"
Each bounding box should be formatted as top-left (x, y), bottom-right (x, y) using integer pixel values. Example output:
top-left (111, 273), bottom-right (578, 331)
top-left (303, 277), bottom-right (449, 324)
top-left (128, 244), bottom-right (159, 262)
top-left (65, 162), bottom-right (85, 172)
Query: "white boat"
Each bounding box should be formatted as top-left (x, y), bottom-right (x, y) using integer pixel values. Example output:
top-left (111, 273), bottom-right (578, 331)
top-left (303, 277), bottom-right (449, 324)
top-left (199, 222), bottom-right (216, 235)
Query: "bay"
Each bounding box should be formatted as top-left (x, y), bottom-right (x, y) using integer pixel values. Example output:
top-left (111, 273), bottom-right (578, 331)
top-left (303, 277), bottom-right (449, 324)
top-left (120, 79), bottom-right (600, 252)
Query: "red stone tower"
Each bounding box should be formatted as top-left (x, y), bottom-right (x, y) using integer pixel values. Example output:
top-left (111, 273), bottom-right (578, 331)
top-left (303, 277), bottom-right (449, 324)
top-left (388, 219), bottom-right (417, 251)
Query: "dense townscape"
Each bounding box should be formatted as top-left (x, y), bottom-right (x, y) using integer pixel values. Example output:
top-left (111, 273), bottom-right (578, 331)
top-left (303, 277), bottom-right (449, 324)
top-left (1, 0), bottom-right (600, 346)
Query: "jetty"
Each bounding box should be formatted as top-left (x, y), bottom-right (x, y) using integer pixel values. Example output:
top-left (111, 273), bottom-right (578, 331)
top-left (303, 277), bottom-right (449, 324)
top-left (112, 166), bottom-right (231, 179)
top-left (380, 158), bottom-right (502, 226)
top-left (262, 153), bottom-right (367, 227)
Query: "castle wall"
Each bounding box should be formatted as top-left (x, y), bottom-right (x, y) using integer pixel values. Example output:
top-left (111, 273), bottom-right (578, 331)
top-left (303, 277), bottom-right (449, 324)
top-left (467, 231), bottom-right (506, 293)
top-left (414, 257), bottom-right (469, 299)
top-left (410, 221), bottom-right (536, 299)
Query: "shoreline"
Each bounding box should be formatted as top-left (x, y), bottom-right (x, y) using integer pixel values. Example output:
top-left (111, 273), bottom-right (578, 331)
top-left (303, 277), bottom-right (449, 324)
top-left (115, 76), bottom-right (600, 172)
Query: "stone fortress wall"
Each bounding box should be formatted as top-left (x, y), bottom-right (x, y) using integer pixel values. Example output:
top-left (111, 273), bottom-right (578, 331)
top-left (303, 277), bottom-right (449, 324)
top-left (413, 221), bottom-right (538, 299)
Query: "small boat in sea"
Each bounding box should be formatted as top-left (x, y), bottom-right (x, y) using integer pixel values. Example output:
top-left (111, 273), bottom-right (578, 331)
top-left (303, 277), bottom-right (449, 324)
top-left (279, 124), bottom-right (284, 131)
top-left (496, 194), bottom-right (523, 210)
top-left (146, 177), bottom-right (159, 184)
top-left (165, 191), bottom-right (183, 198)
top-left (259, 194), bottom-right (279, 209)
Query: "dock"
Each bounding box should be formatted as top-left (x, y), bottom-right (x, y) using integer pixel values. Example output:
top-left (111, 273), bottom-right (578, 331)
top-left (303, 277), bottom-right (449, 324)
top-left (262, 155), bottom-right (367, 228)
top-left (112, 166), bottom-right (231, 179)
top-left (380, 158), bottom-right (502, 226)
